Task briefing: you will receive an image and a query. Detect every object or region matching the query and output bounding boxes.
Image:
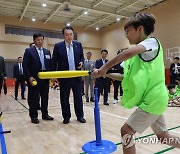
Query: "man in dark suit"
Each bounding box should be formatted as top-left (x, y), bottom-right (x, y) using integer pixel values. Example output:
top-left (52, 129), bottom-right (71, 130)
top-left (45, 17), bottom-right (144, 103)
top-left (23, 33), bottom-right (54, 124)
top-left (170, 57), bottom-right (180, 84)
top-left (29, 42), bottom-right (41, 110)
top-left (0, 56), bottom-right (7, 95)
top-left (95, 49), bottom-right (110, 106)
top-left (52, 26), bottom-right (86, 124)
top-left (13, 56), bottom-right (26, 100)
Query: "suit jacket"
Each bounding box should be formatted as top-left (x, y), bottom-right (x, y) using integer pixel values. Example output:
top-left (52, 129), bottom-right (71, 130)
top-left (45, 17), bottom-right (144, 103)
top-left (13, 63), bottom-right (23, 79)
top-left (23, 46), bottom-right (51, 80)
top-left (52, 41), bottom-right (84, 82)
top-left (95, 59), bottom-right (108, 81)
top-left (112, 63), bottom-right (124, 74)
top-left (0, 56), bottom-right (7, 78)
top-left (170, 63), bottom-right (180, 76)
top-left (83, 60), bottom-right (95, 72)
top-left (82, 59), bottom-right (95, 80)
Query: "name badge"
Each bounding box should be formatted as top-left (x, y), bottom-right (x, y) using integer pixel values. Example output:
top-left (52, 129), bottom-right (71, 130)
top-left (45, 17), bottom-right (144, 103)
top-left (45, 55), bottom-right (50, 59)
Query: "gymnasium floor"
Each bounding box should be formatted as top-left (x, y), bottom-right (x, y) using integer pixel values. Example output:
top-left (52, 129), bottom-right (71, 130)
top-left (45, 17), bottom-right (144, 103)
top-left (0, 87), bottom-right (180, 154)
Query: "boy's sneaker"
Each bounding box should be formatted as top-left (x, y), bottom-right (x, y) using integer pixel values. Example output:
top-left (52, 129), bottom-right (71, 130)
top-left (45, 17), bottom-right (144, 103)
top-left (113, 99), bottom-right (118, 104)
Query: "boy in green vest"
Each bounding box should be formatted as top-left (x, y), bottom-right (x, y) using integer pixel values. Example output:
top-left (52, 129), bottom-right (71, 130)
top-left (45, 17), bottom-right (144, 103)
top-left (167, 84), bottom-right (180, 107)
top-left (175, 77), bottom-right (180, 95)
top-left (91, 12), bottom-right (180, 153)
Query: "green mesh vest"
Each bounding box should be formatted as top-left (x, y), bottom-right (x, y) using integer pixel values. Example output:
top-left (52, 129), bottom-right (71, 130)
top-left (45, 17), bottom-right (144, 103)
top-left (121, 37), bottom-right (168, 115)
top-left (168, 92), bottom-right (178, 99)
top-left (176, 86), bottom-right (180, 95)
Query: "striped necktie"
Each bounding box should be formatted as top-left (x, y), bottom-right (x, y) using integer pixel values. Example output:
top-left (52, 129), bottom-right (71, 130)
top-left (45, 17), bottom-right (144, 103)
top-left (19, 63), bottom-right (23, 75)
top-left (102, 59), bottom-right (105, 65)
top-left (68, 44), bottom-right (75, 70)
top-left (39, 48), bottom-right (46, 70)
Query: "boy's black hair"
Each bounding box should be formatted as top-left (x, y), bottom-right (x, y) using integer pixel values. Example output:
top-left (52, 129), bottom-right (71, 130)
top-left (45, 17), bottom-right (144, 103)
top-left (62, 26), bottom-right (74, 35)
top-left (101, 49), bottom-right (108, 54)
top-left (167, 84), bottom-right (176, 90)
top-left (33, 33), bottom-right (44, 40)
top-left (124, 12), bottom-right (156, 36)
top-left (86, 51), bottom-right (92, 55)
top-left (176, 77), bottom-right (180, 81)
top-left (174, 57), bottom-right (179, 60)
top-left (18, 56), bottom-right (22, 60)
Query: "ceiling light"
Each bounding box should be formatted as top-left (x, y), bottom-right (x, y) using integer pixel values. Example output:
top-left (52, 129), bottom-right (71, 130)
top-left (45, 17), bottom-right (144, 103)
top-left (96, 26), bottom-right (99, 31)
top-left (144, 0), bottom-right (149, 9)
top-left (116, 17), bottom-right (121, 21)
top-left (66, 22), bottom-right (71, 26)
top-left (42, 2), bottom-right (47, 7)
top-left (144, 4), bottom-right (148, 9)
top-left (63, 2), bottom-right (71, 12)
top-left (32, 16), bottom-right (36, 21)
top-left (83, 11), bottom-right (88, 15)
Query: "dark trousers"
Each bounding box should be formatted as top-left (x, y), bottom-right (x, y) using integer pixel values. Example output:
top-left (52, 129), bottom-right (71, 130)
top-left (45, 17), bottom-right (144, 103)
top-left (170, 74), bottom-right (180, 84)
top-left (27, 79), bottom-right (49, 119)
top-left (81, 79), bottom-right (84, 95)
top-left (60, 78), bottom-right (84, 120)
top-left (15, 75), bottom-right (25, 98)
top-left (0, 75), bottom-right (3, 94)
top-left (95, 78), bottom-right (109, 103)
top-left (113, 80), bottom-right (123, 100)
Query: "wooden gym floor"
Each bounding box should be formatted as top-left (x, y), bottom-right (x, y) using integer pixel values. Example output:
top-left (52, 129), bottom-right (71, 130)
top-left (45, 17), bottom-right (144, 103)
top-left (0, 87), bottom-right (180, 154)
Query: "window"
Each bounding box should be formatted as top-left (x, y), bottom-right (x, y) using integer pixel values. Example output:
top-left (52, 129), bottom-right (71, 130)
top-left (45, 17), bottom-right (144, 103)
top-left (5, 25), bottom-right (77, 40)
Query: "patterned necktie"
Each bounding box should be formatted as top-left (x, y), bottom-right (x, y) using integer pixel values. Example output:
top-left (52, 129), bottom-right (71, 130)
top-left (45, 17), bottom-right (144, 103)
top-left (88, 60), bottom-right (90, 70)
top-left (19, 63), bottom-right (23, 75)
top-left (68, 44), bottom-right (75, 70)
top-left (102, 59), bottom-right (105, 65)
top-left (39, 49), bottom-right (46, 70)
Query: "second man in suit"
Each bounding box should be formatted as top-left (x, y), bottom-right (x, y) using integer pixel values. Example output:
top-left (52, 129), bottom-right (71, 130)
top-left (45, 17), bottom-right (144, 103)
top-left (23, 33), bottom-right (54, 124)
top-left (13, 56), bottom-right (26, 100)
top-left (82, 52), bottom-right (95, 102)
top-left (52, 26), bottom-right (86, 124)
top-left (95, 49), bottom-right (110, 105)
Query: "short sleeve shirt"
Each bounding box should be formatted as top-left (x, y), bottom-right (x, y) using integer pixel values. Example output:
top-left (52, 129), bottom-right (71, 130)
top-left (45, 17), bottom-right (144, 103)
top-left (138, 37), bottom-right (159, 61)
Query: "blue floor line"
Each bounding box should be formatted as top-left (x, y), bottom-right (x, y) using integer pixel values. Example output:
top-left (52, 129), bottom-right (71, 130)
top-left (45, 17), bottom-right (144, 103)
top-left (0, 123), bottom-right (7, 154)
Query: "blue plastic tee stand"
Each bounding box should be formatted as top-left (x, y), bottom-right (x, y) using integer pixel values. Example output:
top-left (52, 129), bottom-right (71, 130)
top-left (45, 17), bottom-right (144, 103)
top-left (82, 88), bottom-right (117, 154)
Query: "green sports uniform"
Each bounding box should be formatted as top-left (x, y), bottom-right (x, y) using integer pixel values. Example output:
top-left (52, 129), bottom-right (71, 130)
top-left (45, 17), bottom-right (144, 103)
top-left (168, 91), bottom-right (179, 99)
top-left (121, 37), bottom-right (168, 115)
top-left (176, 86), bottom-right (180, 96)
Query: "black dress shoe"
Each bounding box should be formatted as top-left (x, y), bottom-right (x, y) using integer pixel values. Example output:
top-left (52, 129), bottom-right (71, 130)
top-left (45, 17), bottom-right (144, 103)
top-left (22, 97), bottom-right (26, 100)
top-left (42, 115), bottom-right (54, 120)
top-left (37, 106), bottom-right (41, 110)
top-left (31, 118), bottom-right (39, 124)
top-left (104, 102), bottom-right (109, 106)
top-left (77, 118), bottom-right (86, 123)
top-left (15, 97), bottom-right (18, 100)
top-left (90, 99), bottom-right (95, 102)
top-left (63, 119), bottom-right (70, 124)
top-left (86, 99), bottom-right (89, 102)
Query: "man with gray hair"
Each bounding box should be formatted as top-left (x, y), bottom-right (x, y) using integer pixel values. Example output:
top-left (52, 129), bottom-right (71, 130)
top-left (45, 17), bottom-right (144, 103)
top-left (82, 52), bottom-right (95, 102)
